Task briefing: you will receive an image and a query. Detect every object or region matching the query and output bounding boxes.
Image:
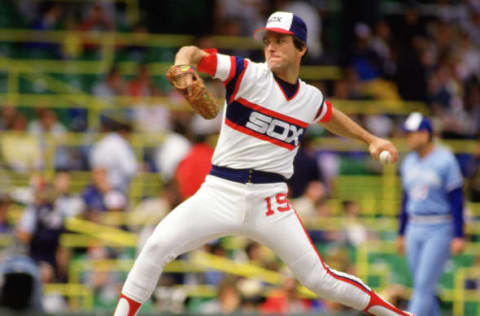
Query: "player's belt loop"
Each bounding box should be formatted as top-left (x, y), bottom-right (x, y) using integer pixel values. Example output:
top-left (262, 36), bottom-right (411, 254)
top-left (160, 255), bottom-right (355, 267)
top-left (210, 165), bottom-right (286, 184)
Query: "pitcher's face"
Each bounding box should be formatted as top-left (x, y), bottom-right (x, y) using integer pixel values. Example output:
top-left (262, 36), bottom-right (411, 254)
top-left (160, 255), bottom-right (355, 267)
top-left (263, 32), bottom-right (302, 73)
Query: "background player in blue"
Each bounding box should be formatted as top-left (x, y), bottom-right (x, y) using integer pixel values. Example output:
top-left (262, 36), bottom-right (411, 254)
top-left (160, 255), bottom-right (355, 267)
top-left (114, 12), bottom-right (413, 316)
top-left (396, 113), bottom-right (465, 316)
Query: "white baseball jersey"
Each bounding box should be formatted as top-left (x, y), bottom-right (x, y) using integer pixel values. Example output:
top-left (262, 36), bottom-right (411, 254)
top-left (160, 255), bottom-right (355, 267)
top-left (199, 51), bottom-right (332, 178)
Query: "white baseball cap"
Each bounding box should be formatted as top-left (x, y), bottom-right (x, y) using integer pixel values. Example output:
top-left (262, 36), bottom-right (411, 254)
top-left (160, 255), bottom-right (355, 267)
top-left (253, 11), bottom-right (307, 44)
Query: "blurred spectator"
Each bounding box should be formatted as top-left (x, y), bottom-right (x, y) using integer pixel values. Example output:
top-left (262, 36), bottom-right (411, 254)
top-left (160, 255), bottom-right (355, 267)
top-left (175, 134), bottom-right (214, 200)
top-left (240, 241), bottom-right (277, 271)
top-left (16, 183), bottom-right (64, 271)
top-left (332, 67), bottom-right (368, 101)
top-left (0, 193), bottom-right (12, 235)
top-left (83, 245), bottom-right (122, 309)
top-left (121, 23), bottom-right (149, 61)
top-left (237, 278), bottom-right (264, 313)
top-left (93, 67), bottom-right (128, 104)
top-left (82, 2), bottom-right (117, 29)
top-left (155, 114), bottom-right (192, 182)
top-left (153, 279), bottom-right (187, 314)
top-left (28, 109), bottom-right (71, 170)
top-left (39, 261), bottom-right (67, 313)
top-left (381, 285), bottom-right (410, 311)
top-left (467, 135), bottom-right (480, 202)
top-left (104, 190), bottom-right (128, 213)
top-left (1, 113), bottom-right (43, 172)
top-left (81, 168), bottom-right (111, 215)
top-left (128, 65), bottom-right (156, 100)
top-left (0, 106), bottom-right (17, 131)
top-left (134, 180), bottom-right (181, 251)
top-left (245, 241), bottom-right (265, 265)
top-left (350, 23), bottom-right (381, 82)
top-left (364, 114), bottom-right (394, 138)
top-left (0, 255), bottom-right (43, 313)
top-left (370, 20), bottom-right (396, 78)
top-left (134, 89), bottom-right (171, 134)
top-left (215, 0), bottom-right (266, 36)
top-left (55, 246), bottom-right (71, 284)
top-left (80, 4), bottom-right (115, 51)
top-left (214, 17), bottom-right (253, 58)
top-left (341, 200), bottom-right (375, 247)
top-left (455, 32), bottom-right (480, 83)
top-left (394, 5), bottom-right (428, 101)
top-left (291, 182), bottom-right (326, 223)
top-left (202, 241), bottom-right (227, 286)
top-left (30, 4), bottom-right (61, 32)
top-left (460, 4), bottom-right (480, 46)
top-left (90, 111), bottom-right (138, 192)
top-left (306, 198), bottom-right (342, 244)
top-left (260, 268), bottom-right (317, 314)
top-left (428, 63), bottom-right (467, 138)
top-left (288, 132), bottom-right (326, 199)
top-left (27, 3), bottom-right (62, 58)
top-left (349, 22), bottom-right (400, 100)
top-left (28, 109), bottom-right (66, 137)
top-left (54, 171), bottom-right (84, 218)
top-left (198, 277), bottom-right (242, 314)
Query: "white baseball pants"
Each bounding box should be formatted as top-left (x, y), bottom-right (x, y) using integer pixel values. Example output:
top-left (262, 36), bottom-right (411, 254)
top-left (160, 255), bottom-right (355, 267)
top-left (119, 175), bottom-right (407, 315)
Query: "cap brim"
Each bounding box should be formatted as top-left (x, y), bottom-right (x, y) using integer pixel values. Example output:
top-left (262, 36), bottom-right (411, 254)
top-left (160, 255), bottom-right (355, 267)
top-left (253, 27), bottom-right (294, 41)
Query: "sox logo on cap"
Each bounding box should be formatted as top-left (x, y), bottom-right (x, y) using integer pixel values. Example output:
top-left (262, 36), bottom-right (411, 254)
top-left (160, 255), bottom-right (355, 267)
top-left (254, 11), bottom-right (307, 44)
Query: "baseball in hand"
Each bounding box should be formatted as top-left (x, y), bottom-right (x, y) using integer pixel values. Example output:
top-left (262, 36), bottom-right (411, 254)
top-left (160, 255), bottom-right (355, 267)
top-left (379, 151), bottom-right (393, 164)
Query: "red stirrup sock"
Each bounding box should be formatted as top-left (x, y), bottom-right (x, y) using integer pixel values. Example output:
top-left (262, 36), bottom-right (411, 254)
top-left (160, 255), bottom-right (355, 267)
top-left (113, 293), bottom-right (142, 316)
top-left (363, 290), bottom-right (414, 316)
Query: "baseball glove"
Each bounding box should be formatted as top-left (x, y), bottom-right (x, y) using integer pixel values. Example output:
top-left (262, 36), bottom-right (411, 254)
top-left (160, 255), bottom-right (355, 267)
top-left (166, 64), bottom-right (219, 119)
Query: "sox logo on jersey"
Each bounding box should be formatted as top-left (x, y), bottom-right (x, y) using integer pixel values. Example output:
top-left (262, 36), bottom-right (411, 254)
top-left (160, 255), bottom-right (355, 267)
top-left (246, 111), bottom-right (304, 147)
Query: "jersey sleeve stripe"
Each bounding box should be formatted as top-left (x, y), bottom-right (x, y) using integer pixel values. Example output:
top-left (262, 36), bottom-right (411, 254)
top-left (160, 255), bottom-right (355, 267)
top-left (319, 100), bottom-right (333, 122)
top-left (214, 54), bottom-right (232, 81)
top-left (229, 59), bottom-right (249, 102)
top-left (238, 98), bottom-right (309, 128)
top-left (224, 56), bottom-right (237, 86)
top-left (314, 101), bottom-right (327, 121)
top-left (313, 93), bottom-right (325, 121)
top-left (197, 50), bottom-right (218, 76)
top-left (225, 119), bottom-right (295, 150)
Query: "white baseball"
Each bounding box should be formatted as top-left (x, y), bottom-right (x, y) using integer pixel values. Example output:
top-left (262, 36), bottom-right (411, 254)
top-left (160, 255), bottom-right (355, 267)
top-left (379, 151), bottom-right (392, 164)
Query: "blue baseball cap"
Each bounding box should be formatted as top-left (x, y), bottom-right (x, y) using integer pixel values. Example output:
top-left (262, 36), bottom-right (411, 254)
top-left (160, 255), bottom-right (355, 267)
top-left (403, 112), bottom-right (433, 135)
top-left (254, 11), bottom-right (307, 44)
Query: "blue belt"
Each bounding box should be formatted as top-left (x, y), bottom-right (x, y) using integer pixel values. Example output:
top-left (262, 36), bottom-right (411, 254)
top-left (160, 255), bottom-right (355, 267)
top-left (210, 165), bottom-right (287, 184)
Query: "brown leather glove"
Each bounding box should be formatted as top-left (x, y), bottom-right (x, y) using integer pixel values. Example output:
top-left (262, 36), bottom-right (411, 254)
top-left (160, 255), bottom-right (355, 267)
top-left (166, 65), bottom-right (219, 119)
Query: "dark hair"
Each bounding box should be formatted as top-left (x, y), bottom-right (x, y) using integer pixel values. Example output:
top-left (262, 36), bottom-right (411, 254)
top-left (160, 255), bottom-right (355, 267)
top-left (293, 37), bottom-right (307, 63)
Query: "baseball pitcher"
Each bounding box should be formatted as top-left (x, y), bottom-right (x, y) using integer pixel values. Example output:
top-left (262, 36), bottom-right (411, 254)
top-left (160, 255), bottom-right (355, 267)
top-left (114, 12), bottom-right (413, 316)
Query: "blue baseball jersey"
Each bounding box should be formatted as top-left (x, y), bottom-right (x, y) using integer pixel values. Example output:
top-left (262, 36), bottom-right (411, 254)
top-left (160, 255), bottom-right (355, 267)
top-left (400, 146), bottom-right (463, 216)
